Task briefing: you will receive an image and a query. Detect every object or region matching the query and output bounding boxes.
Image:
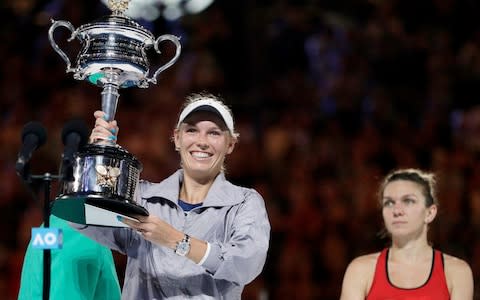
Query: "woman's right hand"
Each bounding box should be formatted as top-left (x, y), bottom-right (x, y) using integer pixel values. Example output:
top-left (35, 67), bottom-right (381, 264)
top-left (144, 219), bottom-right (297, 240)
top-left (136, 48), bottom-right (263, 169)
top-left (89, 110), bottom-right (119, 144)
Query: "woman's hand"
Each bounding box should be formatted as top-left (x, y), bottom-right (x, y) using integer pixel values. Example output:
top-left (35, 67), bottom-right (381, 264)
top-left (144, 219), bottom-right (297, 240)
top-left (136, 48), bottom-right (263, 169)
top-left (119, 214), bottom-right (208, 263)
top-left (119, 215), bottom-right (184, 250)
top-left (89, 110), bottom-right (119, 144)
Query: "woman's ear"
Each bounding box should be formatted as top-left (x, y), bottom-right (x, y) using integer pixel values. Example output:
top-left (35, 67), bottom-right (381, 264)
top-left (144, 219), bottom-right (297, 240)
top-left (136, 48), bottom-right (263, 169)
top-left (226, 136), bottom-right (237, 155)
top-left (425, 204), bottom-right (437, 224)
top-left (173, 129), bottom-right (180, 150)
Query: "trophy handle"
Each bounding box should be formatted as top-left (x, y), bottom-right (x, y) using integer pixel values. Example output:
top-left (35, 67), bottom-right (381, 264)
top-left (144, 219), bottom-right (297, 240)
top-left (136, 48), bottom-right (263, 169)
top-left (147, 34), bottom-right (182, 84)
top-left (48, 19), bottom-right (78, 73)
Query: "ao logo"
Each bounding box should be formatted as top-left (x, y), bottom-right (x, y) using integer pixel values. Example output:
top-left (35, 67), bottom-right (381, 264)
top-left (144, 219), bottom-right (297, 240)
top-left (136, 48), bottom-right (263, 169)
top-left (31, 228), bottom-right (63, 249)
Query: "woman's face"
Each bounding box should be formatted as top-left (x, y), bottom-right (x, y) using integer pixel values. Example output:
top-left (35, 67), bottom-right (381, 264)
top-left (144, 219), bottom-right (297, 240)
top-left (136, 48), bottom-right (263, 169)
top-left (174, 111), bottom-right (236, 180)
top-left (381, 180), bottom-right (436, 239)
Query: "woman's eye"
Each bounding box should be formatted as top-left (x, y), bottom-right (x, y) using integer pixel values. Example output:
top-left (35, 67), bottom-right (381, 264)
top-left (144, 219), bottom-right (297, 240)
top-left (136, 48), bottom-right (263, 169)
top-left (383, 200), bottom-right (393, 207)
top-left (209, 130), bottom-right (221, 136)
top-left (186, 128), bottom-right (196, 133)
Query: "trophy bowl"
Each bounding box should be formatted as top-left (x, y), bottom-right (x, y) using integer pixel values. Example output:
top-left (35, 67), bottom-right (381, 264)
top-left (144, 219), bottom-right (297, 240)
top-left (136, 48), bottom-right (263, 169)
top-left (48, 7), bottom-right (181, 88)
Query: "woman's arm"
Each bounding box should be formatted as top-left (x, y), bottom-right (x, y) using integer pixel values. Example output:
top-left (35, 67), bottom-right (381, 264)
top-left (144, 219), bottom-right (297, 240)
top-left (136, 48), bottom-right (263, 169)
top-left (70, 222), bottom-right (137, 255)
top-left (340, 255), bottom-right (376, 300)
top-left (445, 255), bottom-right (474, 300)
top-left (201, 189), bottom-right (271, 285)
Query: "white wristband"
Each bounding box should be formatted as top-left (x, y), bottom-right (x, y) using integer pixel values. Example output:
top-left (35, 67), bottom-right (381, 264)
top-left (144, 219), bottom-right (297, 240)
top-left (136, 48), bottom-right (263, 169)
top-left (197, 242), bottom-right (211, 266)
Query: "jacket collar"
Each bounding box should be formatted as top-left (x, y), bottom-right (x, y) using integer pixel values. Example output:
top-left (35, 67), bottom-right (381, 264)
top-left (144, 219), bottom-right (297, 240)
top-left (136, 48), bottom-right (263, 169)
top-left (141, 169), bottom-right (244, 207)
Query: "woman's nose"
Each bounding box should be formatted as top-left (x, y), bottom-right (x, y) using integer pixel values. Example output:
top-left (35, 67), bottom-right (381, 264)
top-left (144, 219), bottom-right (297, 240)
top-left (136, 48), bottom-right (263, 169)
top-left (392, 204), bottom-right (404, 216)
top-left (196, 134), bottom-right (209, 148)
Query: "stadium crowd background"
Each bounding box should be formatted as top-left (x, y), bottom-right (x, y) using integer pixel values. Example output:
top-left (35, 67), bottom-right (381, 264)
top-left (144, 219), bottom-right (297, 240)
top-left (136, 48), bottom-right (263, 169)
top-left (2, 0), bottom-right (480, 299)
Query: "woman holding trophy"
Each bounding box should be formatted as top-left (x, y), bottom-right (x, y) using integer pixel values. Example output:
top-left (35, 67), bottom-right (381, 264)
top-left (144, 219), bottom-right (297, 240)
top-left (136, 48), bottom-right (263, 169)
top-left (74, 93), bottom-right (271, 299)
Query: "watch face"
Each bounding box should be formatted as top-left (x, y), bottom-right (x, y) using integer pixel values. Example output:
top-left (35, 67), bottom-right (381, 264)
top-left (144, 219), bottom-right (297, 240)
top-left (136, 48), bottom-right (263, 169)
top-left (175, 236), bottom-right (190, 256)
top-left (177, 242), bottom-right (189, 255)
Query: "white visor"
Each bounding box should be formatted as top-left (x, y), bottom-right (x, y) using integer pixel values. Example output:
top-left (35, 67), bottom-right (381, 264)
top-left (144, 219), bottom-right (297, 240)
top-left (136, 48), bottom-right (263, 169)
top-left (176, 98), bottom-right (235, 135)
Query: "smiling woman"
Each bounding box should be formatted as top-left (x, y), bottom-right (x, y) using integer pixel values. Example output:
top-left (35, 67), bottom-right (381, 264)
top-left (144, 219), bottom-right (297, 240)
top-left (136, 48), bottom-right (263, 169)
top-left (339, 168), bottom-right (474, 300)
top-left (173, 95), bottom-right (239, 179)
top-left (71, 92), bottom-right (271, 300)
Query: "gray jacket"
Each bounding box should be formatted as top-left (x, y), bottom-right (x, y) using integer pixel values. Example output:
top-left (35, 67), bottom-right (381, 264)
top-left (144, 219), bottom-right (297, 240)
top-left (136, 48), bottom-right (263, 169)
top-left (74, 170), bottom-right (270, 299)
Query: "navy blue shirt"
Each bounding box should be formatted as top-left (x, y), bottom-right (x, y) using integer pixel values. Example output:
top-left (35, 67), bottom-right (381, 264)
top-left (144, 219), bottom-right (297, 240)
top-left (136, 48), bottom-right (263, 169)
top-left (178, 199), bottom-right (203, 212)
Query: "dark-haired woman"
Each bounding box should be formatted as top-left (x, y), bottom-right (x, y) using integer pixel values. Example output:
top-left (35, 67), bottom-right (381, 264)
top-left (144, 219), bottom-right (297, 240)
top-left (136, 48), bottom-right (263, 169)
top-left (340, 168), bottom-right (473, 300)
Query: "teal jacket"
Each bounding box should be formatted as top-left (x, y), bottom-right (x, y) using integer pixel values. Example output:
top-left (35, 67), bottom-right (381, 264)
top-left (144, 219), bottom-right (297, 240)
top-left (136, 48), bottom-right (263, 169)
top-left (18, 215), bottom-right (121, 300)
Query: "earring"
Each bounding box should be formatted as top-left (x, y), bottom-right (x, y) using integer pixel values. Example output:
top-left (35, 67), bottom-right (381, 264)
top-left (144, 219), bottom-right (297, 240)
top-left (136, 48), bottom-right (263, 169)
top-left (175, 146), bottom-right (180, 151)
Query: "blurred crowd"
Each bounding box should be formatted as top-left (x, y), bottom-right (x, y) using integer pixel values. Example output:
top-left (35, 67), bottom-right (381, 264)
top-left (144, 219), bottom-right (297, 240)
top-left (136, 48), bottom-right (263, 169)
top-left (2, 0), bottom-right (480, 299)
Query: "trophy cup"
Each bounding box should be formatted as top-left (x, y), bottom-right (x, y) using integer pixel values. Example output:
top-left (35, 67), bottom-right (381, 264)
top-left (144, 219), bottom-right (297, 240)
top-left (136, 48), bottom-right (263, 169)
top-left (49, 0), bottom-right (181, 226)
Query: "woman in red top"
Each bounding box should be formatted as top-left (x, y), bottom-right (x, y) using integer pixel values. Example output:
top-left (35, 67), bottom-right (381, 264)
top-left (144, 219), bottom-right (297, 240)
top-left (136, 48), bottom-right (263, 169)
top-left (340, 168), bottom-right (473, 300)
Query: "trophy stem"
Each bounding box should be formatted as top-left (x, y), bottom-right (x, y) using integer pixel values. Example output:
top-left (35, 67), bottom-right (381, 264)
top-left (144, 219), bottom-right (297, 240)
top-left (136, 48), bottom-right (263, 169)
top-left (101, 83), bottom-right (119, 122)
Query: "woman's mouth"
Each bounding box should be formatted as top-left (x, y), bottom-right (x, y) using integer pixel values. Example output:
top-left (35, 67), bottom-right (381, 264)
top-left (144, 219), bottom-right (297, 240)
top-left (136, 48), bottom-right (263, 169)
top-left (191, 151), bottom-right (212, 159)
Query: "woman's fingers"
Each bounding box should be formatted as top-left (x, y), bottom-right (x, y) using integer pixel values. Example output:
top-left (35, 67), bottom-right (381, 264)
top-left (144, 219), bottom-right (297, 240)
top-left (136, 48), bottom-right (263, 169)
top-left (90, 111), bottom-right (119, 143)
top-left (93, 110), bottom-right (106, 119)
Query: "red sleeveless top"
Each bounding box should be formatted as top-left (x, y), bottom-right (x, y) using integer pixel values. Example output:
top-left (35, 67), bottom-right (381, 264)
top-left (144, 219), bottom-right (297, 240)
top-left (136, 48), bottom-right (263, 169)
top-left (366, 248), bottom-right (450, 300)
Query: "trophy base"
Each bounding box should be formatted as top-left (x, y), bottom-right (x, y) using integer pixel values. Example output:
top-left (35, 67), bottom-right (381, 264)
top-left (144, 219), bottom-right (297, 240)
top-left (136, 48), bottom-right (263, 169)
top-left (51, 194), bottom-right (149, 227)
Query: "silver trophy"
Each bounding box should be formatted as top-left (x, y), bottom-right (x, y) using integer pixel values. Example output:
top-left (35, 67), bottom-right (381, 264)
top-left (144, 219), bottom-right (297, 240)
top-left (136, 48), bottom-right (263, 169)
top-left (50, 0), bottom-right (181, 226)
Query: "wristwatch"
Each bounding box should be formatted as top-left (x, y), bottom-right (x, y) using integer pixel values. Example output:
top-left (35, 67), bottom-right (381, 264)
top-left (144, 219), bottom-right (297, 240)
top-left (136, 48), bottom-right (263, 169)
top-left (174, 234), bottom-right (191, 256)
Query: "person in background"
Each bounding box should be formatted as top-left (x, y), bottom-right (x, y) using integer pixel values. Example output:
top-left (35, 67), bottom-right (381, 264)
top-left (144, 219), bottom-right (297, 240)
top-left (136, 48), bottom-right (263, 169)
top-left (18, 214), bottom-right (121, 300)
top-left (340, 168), bottom-right (473, 300)
top-left (73, 92), bottom-right (271, 299)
